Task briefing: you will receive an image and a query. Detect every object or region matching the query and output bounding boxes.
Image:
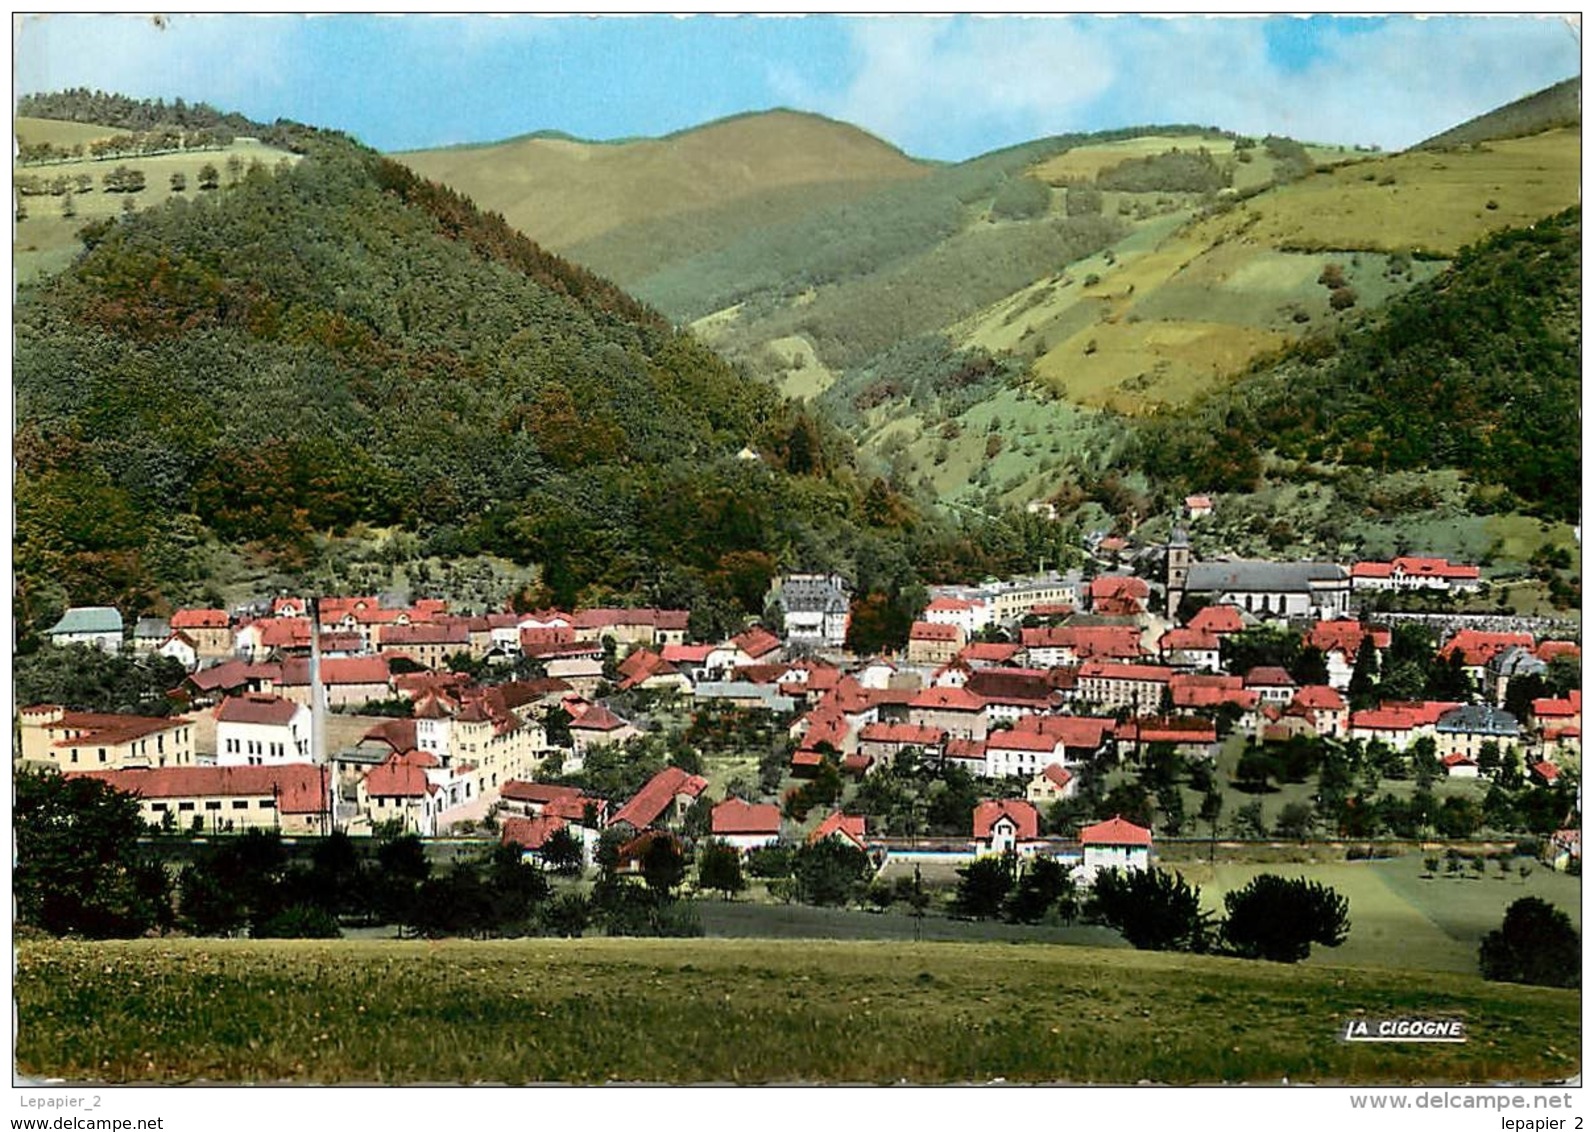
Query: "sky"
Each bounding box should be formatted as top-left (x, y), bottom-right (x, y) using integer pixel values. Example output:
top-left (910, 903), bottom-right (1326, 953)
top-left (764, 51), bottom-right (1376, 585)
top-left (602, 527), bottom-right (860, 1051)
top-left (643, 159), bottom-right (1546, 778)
top-left (12, 13), bottom-right (1583, 160)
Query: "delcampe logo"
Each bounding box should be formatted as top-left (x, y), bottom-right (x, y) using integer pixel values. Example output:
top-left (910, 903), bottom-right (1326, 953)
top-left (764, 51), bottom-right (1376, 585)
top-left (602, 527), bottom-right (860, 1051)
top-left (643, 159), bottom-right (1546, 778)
top-left (1341, 1018), bottom-right (1467, 1042)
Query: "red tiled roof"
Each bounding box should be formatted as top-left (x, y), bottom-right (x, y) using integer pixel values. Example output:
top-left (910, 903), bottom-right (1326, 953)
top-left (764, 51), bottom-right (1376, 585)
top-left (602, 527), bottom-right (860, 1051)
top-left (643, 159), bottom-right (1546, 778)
top-left (610, 766), bottom-right (708, 829)
top-left (214, 693), bottom-right (301, 727)
top-left (186, 659), bottom-right (261, 693)
top-left (1088, 575), bottom-right (1150, 601)
top-left (841, 753), bottom-right (873, 775)
top-left (966, 667), bottom-right (1057, 705)
top-left (1185, 495), bottom-right (1212, 509)
top-left (500, 781), bottom-right (586, 806)
top-left (909, 685), bottom-right (985, 712)
top-left (1292, 685), bottom-right (1347, 711)
top-left (1537, 640), bottom-right (1581, 662)
top-left (71, 764), bottom-right (327, 814)
top-left (790, 750), bottom-right (824, 768)
top-left (501, 814), bottom-right (567, 851)
top-left (808, 810), bottom-right (867, 848)
top-left (1187, 605), bottom-right (1245, 635)
top-left (1078, 661), bottom-right (1175, 683)
top-left (170, 608), bottom-right (229, 630)
top-left (924, 596), bottom-right (976, 612)
top-left (1160, 628), bottom-right (1220, 652)
top-left (35, 710), bottom-right (193, 749)
top-left (570, 705), bottom-right (628, 732)
top-left (732, 627), bottom-right (783, 659)
top-left (909, 620), bottom-right (962, 642)
top-left (362, 755), bottom-right (436, 799)
top-left (1080, 815), bottom-right (1153, 847)
top-left (573, 607), bottom-right (689, 631)
top-left (380, 622), bottom-right (471, 648)
top-left (1115, 718), bottom-right (1218, 745)
top-left (1021, 625), bottom-right (1145, 660)
top-left (1305, 620), bottom-right (1391, 656)
top-left (958, 642), bottom-right (1022, 664)
top-left (279, 656), bottom-right (392, 687)
top-left (661, 644), bottom-right (716, 665)
top-left (1440, 630), bottom-right (1535, 666)
top-left (1441, 753), bottom-right (1477, 767)
top-left (973, 799), bottom-right (1040, 841)
top-left (1530, 761), bottom-right (1561, 783)
top-left (1013, 714), bottom-right (1116, 750)
top-left (986, 729), bottom-right (1064, 753)
top-left (1532, 696), bottom-right (1580, 719)
top-left (1243, 666), bottom-right (1296, 688)
top-left (711, 798), bottom-right (781, 836)
top-left (1040, 763), bottom-right (1073, 789)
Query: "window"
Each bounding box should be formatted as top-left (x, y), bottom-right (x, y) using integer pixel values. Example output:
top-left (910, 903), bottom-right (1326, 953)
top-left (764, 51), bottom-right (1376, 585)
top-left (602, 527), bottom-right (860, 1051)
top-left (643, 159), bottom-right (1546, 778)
top-left (98, 749), bottom-right (107, 763)
top-left (258, 799), bottom-right (275, 809)
top-left (205, 801), bottom-right (222, 811)
top-left (70, 750), bottom-right (79, 764)
top-left (232, 800), bottom-right (248, 811)
top-left (178, 802), bottom-right (195, 812)
top-left (150, 802), bottom-right (168, 812)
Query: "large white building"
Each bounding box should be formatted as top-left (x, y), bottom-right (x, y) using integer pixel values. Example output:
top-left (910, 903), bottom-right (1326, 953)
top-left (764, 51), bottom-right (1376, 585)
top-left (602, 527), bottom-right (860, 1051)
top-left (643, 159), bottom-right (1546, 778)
top-left (776, 573), bottom-right (851, 648)
top-left (215, 694), bottom-right (312, 766)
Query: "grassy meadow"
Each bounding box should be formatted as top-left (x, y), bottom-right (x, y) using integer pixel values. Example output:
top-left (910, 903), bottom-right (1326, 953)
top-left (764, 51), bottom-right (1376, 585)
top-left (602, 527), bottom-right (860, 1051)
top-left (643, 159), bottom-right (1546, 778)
top-left (13, 118), bottom-right (301, 282)
top-left (14, 936), bottom-right (1579, 1084)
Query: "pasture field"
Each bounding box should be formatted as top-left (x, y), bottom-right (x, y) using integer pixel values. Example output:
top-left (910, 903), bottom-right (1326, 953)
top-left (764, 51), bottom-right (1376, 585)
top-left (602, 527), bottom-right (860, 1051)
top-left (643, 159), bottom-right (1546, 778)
top-left (14, 937), bottom-right (1578, 1084)
top-left (1191, 128), bottom-right (1579, 258)
top-left (1168, 855), bottom-right (1580, 976)
top-left (13, 133), bottom-right (301, 282)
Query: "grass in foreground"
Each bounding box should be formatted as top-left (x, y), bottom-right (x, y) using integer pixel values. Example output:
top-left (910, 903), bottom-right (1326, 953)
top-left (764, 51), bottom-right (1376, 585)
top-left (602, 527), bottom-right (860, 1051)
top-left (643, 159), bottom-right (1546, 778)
top-left (15, 937), bottom-right (1578, 1085)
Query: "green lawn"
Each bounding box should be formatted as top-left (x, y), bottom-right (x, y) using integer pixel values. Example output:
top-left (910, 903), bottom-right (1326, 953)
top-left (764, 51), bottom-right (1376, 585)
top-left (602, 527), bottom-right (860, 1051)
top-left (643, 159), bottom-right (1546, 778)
top-left (15, 937), bottom-right (1579, 1084)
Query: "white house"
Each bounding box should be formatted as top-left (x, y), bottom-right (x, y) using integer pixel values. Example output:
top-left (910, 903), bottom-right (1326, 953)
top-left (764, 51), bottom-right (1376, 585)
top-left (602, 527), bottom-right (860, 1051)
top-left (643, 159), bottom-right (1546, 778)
top-left (1079, 815), bottom-right (1152, 879)
top-left (776, 573), bottom-right (851, 649)
top-left (214, 693), bottom-right (312, 766)
top-left (972, 799), bottom-right (1041, 857)
top-left (709, 798), bottom-right (782, 853)
top-left (47, 606), bottom-right (124, 653)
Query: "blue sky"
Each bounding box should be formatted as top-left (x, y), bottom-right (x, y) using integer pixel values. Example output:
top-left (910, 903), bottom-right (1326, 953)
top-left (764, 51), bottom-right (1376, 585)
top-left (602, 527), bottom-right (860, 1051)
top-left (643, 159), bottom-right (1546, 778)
top-left (13, 14), bottom-right (1581, 160)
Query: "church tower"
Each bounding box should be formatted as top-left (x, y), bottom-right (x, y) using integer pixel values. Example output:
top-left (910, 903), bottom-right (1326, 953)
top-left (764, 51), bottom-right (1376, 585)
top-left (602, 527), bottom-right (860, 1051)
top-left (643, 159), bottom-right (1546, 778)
top-left (1165, 525), bottom-right (1191, 619)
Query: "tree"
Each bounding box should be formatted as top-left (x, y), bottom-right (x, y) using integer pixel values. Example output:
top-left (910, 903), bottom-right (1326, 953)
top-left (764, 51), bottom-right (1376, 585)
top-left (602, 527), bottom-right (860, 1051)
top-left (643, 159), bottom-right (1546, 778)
top-left (169, 171), bottom-right (187, 192)
top-left (1478, 897), bottom-right (1579, 988)
top-left (1221, 874), bottom-right (1350, 962)
top-left (697, 839), bottom-right (747, 899)
top-left (641, 834), bottom-right (688, 897)
top-left (15, 771), bottom-right (171, 938)
top-left (1005, 855), bottom-right (1075, 924)
top-left (1273, 801), bottom-right (1316, 841)
top-left (1347, 635), bottom-right (1380, 709)
top-left (791, 838), bottom-right (872, 906)
top-left (198, 162), bottom-right (220, 190)
top-left (1087, 867), bottom-right (1212, 952)
top-left (955, 853), bottom-right (1014, 919)
top-left (540, 826), bottom-right (586, 876)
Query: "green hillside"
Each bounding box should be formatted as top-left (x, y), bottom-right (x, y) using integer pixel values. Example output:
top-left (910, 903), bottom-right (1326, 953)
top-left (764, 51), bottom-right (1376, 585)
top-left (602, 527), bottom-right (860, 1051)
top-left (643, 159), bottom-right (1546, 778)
top-left (1128, 208), bottom-right (1581, 527)
top-left (1418, 76), bottom-right (1580, 148)
top-left (10, 117), bottom-right (913, 634)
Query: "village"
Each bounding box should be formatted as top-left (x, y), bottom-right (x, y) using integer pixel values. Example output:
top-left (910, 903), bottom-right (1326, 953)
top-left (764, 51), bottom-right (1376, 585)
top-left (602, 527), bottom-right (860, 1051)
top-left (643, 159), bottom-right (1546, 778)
top-left (18, 497), bottom-right (1582, 917)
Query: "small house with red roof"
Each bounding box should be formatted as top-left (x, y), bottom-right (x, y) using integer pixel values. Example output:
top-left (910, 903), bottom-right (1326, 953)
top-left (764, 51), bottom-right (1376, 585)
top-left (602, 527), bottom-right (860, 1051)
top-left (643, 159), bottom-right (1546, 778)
top-left (1242, 666), bottom-right (1297, 706)
top-left (957, 641), bottom-right (1023, 669)
top-left (1158, 627), bottom-right (1221, 673)
top-left (1026, 763), bottom-right (1076, 805)
top-left (170, 608), bottom-right (235, 658)
top-left (1441, 753), bottom-right (1479, 779)
top-left (274, 656), bottom-right (394, 710)
top-left (972, 799), bottom-right (1041, 857)
top-left (1183, 495), bottom-right (1214, 520)
top-left (214, 693), bottom-right (311, 766)
top-left (1020, 625), bottom-right (1145, 668)
top-left (500, 813), bottom-right (594, 868)
top-left (921, 595), bottom-right (992, 638)
top-left (356, 750), bottom-right (475, 836)
top-left (1079, 815), bottom-right (1152, 878)
top-left (610, 766), bottom-right (709, 832)
top-left (710, 798), bottom-right (783, 852)
top-left (1114, 717), bottom-right (1219, 758)
top-left (1529, 760), bottom-right (1562, 787)
top-left (985, 728), bottom-right (1067, 780)
top-left (942, 737), bottom-right (989, 776)
top-left (568, 704), bottom-right (639, 757)
top-left (907, 620), bottom-right (965, 666)
top-left (1186, 604), bottom-right (1247, 637)
top-left (809, 810), bottom-right (868, 852)
top-left (858, 722), bottom-right (945, 765)
top-left (1288, 685), bottom-right (1349, 738)
top-left (1087, 574), bottom-right (1150, 616)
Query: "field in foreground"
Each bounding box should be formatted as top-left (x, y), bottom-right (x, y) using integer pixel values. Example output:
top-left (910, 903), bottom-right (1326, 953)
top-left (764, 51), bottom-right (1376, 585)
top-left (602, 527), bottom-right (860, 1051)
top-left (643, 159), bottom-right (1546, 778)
top-left (15, 938), bottom-right (1578, 1085)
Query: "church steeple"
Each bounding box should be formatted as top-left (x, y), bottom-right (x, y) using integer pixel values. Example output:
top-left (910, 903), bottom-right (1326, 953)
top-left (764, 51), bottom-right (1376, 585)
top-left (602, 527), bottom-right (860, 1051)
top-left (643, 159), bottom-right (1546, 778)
top-left (1166, 525), bottom-right (1191, 619)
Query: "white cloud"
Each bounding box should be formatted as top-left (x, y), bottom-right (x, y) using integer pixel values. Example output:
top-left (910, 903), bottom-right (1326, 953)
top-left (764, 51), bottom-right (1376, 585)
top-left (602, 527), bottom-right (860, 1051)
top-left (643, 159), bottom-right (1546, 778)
top-left (15, 14), bottom-right (304, 117)
top-left (768, 14), bottom-right (1577, 159)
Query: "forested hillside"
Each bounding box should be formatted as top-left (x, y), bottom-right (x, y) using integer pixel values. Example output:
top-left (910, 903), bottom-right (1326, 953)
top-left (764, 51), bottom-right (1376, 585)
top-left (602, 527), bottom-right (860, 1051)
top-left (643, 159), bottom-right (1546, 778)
top-left (14, 108), bottom-right (1082, 639)
top-left (1129, 208), bottom-right (1581, 521)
